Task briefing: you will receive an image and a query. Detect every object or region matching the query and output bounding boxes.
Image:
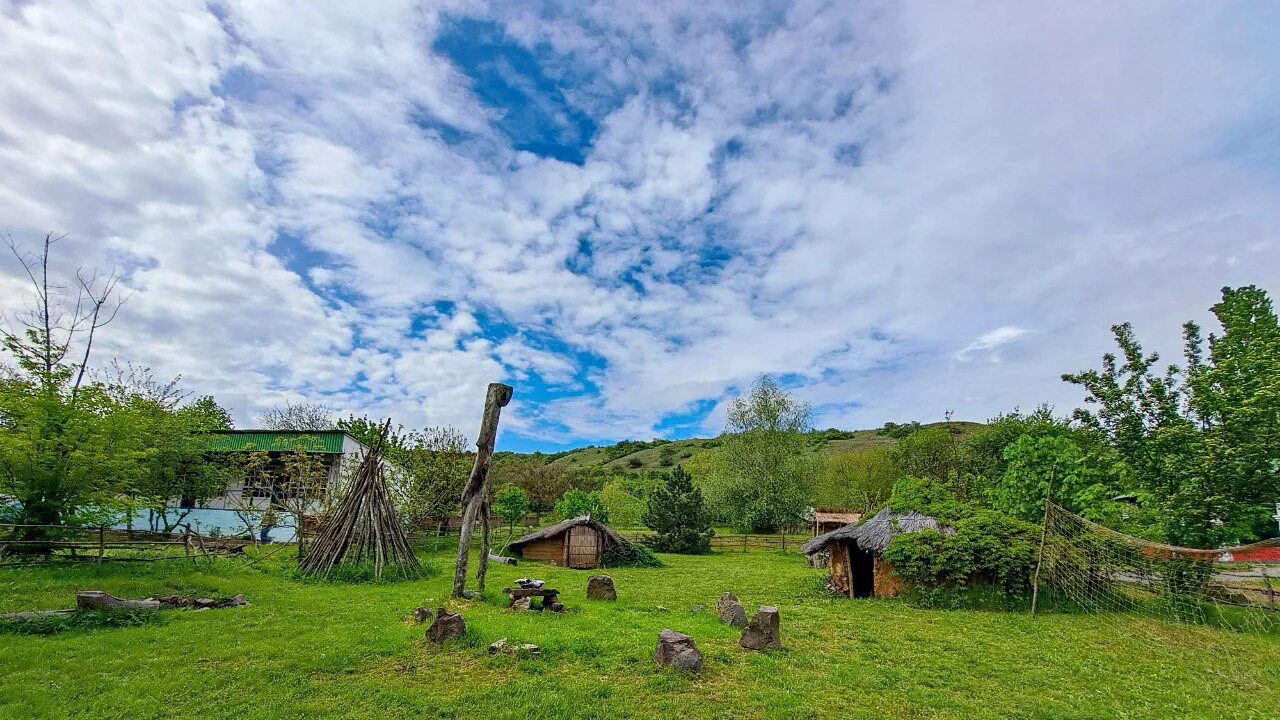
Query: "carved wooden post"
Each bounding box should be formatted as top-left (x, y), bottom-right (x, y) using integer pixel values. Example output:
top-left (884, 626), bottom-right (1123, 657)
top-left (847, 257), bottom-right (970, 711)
top-left (476, 496), bottom-right (492, 591)
top-left (452, 382), bottom-right (513, 598)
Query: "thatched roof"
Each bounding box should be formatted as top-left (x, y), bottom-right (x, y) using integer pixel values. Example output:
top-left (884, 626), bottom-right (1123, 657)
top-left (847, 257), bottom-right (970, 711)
top-left (508, 515), bottom-right (625, 550)
top-left (801, 507), bottom-right (952, 555)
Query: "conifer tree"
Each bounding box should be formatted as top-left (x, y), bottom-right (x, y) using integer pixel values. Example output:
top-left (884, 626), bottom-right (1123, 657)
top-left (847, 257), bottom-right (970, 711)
top-left (643, 465), bottom-right (713, 554)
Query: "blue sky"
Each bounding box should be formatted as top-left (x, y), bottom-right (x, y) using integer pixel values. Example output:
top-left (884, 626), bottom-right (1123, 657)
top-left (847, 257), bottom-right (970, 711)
top-left (1, 1), bottom-right (1278, 452)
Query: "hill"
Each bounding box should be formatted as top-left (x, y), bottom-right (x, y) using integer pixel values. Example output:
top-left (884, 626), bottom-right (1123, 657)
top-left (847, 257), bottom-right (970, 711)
top-left (526, 420), bottom-right (984, 473)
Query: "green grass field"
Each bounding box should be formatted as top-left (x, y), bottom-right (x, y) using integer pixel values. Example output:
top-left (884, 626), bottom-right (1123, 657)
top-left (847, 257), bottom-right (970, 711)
top-left (2, 546), bottom-right (1277, 720)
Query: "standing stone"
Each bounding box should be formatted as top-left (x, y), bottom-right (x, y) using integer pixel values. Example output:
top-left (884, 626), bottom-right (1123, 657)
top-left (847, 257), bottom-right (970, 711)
top-left (425, 608), bottom-right (465, 642)
top-left (739, 606), bottom-right (781, 650)
top-left (653, 629), bottom-right (702, 670)
top-left (716, 592), bottom-right (748, 627)
top-left (586, 575), bottom-right (617, 600)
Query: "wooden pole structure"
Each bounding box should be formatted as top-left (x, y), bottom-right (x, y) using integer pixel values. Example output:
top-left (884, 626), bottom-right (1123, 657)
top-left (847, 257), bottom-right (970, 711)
top-left (1030, 466), bottom-right (1056, 619)
top-left (476, 496), bottom-right (492, 591)
top-left (452, 382), bottom-right (513, 598)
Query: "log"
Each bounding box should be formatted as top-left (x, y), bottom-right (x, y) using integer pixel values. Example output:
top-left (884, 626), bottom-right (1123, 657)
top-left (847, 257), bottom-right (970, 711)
top-left (452, 382), bottom-right (514, 598)
top-left (0, 609), bottom-right (77, 621)
top-left (487, 553), bottom-right (516, 565)
top-left (75, 590), bottom-right (161, 612)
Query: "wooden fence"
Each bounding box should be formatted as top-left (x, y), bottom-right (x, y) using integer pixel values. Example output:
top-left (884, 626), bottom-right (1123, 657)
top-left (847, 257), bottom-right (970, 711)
top-left (619, 531), bottom-right (805, 553)
top-left (0, 523), bottom-right (252, 566)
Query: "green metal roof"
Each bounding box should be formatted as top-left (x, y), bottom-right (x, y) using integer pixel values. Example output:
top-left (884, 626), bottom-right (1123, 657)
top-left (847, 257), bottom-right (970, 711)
top-left (204, 430), bottom-right (352, 454)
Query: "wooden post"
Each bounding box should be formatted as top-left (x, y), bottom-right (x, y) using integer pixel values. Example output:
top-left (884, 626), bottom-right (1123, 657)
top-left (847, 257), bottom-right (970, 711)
top-left (452, 382), bottom-right (513, 599)
top-left (1030, 467), bottom-right (1056, 618)
top-left (476, 497), bottom-right (492, 591)
top-left (97, 526), bottom-right (105, 563)
top-left (742, 535), bottom-right (747, 553)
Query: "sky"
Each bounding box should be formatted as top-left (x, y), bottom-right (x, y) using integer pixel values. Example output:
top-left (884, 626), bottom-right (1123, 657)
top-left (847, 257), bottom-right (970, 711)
top-left (1, 1), bottom-right (1278, 452)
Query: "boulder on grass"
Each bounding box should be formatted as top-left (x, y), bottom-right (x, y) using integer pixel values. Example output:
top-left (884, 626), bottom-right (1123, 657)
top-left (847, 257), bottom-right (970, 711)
top-left (654, 629), bottom-right (702, 670)
top-left (586, 575), bottom-right (616, 600)
top-left (739, 606), bottom-right (781, 651)
top-left (716, 592), bottom-right (747, 627)
top-left (425, 608), bottom-right (465, 642)
top-left (412, 607), bottom-right (433, 624)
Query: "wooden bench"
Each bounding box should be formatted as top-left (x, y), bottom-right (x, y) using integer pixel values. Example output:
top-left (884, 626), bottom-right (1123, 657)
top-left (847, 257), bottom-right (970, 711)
top-left (502, 587), bottom-right (564, 612)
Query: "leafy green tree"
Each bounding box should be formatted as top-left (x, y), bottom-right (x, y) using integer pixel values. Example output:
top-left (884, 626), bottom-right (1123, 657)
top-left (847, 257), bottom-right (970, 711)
top-left (703, 375), bottom-right (814, 532)
top-left (398, 426), bottom-right (472, 528)
top-left (492, 483), bottom-right (529, 545)
top-left (988, 434), bottom-right (1116, 523)
top-left (0, 236), bottom-right (142, 541)
top-left (600, 480), bottom-right (646, 528)
top-left (892, 427), bottom-right (972, 499)
top-left (553, 488), bottom-right (608, 523)
top-left (1063, 286), bottom-right (1280, 545)
top-left (812, 446), bottom-right (899, 510)
top-left (643, 466), bottom-right (713, 554)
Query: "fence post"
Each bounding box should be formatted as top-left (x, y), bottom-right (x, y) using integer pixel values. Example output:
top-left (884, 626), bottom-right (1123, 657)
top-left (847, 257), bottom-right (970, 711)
top-left (781, 531), bottom-right (786, 552)
top-left (97, 526), bottom-right (105, 563)
top-left (742, 535), bottom-right (747, 553)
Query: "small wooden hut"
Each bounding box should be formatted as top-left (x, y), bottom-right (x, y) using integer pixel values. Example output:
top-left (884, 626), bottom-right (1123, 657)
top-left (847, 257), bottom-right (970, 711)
top-left (506, 516), bottom-right (624, 569)
top-left (812, 507), bottom-right (863, 535)
top-left (801, 508), bottom-right (951, 598)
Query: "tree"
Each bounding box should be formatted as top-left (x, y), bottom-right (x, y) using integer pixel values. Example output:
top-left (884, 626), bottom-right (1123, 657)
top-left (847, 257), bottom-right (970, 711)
top-left (273, 440), bottom-right (330, 559)
top-left (600, 480), bottom-right (647, 528)
top-left (258, 400), bottom-right (334, 431)
top-left (812, 446), bottom-right (899, 510)
top-left (399, 426), bottom-right (471, 528)
top-left (702, 374), bottom-right (814, 532)
top-left (892, 427), bottom-right (971, 498)
top-left (988, 434), bottom-right (1117, 524)
top-left (0, 234), bottom-right (127, 539)
top-left (553, 488), bottom-right (608, 523)
top-left (492, 483), bottom-right (529, 546)
top-left (643, 465), bottom-right (713, 554)
top-left (1063, 286), bottom-right (1280, 545)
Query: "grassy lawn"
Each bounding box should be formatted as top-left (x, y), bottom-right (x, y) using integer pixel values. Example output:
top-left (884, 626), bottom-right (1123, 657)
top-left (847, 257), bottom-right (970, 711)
top-left (1, 547), bottom-right (1277, 720)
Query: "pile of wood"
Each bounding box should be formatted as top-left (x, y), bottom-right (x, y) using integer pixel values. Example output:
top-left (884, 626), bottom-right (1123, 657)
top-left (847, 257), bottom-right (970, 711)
top-left (298, 425), bottom-right (419, 579)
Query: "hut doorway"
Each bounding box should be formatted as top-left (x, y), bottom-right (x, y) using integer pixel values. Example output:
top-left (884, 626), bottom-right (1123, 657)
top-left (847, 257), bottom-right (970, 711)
top-left (850, 548), bottom-right (875, 598)
top-left (566, 525), bottom-right (601, 568)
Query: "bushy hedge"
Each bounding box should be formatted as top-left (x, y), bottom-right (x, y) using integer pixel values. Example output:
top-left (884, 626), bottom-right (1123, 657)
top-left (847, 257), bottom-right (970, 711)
top-left (882, 508), bottom-right (1040, 595)
top-left (879, 475), bottom-right (1040, 598)
top-left (603, 538), bottom-right (663, 568)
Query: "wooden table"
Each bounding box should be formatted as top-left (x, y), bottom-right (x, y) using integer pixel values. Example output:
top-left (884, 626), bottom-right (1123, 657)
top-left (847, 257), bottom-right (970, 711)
top-left (503, 587), bottom-right (564, 612)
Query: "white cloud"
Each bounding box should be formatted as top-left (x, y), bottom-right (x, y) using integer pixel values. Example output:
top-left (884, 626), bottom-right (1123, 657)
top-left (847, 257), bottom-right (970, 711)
top-left (1, 1), bottom-right (1277, 445)
top-left (953, 326), bottom-right (1031, 363)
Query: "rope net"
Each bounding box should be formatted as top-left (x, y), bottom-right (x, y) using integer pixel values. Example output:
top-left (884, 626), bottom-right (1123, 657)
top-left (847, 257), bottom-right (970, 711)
top-left (1041, 502), bottom-right (1278, 634)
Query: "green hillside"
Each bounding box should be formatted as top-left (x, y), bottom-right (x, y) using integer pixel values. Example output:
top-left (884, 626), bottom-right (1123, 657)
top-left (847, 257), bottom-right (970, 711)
top-left (533, 420), bottom-right (984, 473)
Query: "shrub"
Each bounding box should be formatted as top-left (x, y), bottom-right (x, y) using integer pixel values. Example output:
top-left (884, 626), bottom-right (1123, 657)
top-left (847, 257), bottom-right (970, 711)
top-left (883, 509), bottom-right (1039, 595)
top-left (603, 538), bottom-right (662, 567)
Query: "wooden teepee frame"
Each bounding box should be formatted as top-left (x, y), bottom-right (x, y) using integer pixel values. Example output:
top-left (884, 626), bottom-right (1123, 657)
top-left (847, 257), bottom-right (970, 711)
top-left (298, 422), bottom-right (419, 579)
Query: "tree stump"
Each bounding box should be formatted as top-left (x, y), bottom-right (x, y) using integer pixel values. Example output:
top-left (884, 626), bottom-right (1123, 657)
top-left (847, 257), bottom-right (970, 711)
top-left (739, 606), bottom-right (782, 650)
top-left (425, 608), bottom-right (465, 642)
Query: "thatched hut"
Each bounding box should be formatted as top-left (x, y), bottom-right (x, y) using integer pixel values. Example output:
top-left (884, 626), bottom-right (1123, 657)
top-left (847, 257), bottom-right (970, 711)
top-left (812, 507), bottom-right (863, 535)
top-left (801, 508), bottom-right (952, 598)
top-left (507, 516), bottom-right (625, 569)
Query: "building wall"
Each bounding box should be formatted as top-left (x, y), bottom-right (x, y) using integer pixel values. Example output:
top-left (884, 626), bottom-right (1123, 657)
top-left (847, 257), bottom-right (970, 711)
top-left (873, 557), bottom-right (904, 597)
top-left (519, 536), bottom-right (567, 565)
top-left (828, 542), bottom-right (853, 596)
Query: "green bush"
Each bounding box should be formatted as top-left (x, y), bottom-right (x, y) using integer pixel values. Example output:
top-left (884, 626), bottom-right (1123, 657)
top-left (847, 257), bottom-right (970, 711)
top-left (883, 509), bottom-right (1039, 595)
top-left (602, 538), bottom-right (662, 567)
